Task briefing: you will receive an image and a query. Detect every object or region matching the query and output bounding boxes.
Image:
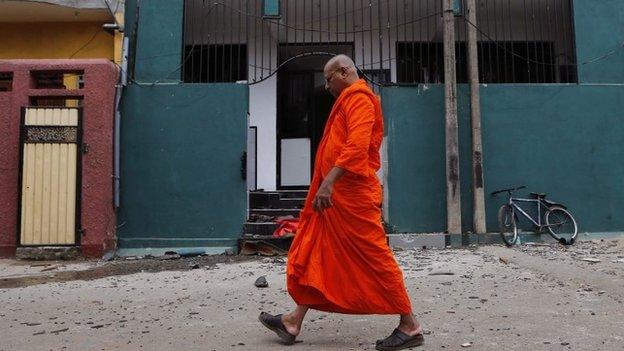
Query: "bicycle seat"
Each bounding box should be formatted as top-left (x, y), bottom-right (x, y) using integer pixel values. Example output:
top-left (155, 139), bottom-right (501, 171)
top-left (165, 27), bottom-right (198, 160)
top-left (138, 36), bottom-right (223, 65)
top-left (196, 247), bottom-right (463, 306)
top-left (530, 192), bottom-right (546, 198)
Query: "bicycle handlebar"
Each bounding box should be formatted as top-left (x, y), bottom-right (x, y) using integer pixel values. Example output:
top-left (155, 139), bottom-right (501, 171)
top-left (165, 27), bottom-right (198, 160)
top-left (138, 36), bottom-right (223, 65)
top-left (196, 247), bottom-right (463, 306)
top-left (491, 185), bottom-right (526, 196)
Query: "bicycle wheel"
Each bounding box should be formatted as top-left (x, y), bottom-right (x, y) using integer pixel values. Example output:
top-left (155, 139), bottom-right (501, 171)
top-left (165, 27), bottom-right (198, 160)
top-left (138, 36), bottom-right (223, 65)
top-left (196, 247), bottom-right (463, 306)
top-left (545, 206), bottom-right (578, 245)
top-left (498, 205), bottom-right (518, 246)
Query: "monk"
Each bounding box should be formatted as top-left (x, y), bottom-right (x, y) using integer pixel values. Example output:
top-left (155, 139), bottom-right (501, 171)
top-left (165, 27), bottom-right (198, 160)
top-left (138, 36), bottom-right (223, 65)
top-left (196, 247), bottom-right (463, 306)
top-left (259, 55), bottom-right (423, 351)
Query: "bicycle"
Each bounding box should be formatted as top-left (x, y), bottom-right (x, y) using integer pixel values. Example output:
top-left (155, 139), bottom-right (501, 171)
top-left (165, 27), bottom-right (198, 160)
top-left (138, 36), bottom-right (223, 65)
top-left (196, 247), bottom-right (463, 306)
top-left (491, 186), bottom-right (578, 246)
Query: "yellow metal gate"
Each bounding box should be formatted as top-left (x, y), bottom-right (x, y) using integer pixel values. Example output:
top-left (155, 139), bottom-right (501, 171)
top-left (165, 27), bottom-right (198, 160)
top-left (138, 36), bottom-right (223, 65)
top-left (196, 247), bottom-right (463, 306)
top-left (19, 107), bottom-right (81, 246)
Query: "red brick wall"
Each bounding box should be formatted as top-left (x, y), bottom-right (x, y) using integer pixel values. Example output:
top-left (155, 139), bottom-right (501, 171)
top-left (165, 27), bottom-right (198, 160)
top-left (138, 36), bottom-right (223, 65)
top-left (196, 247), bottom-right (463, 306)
top-left (0, 60), bottom-right (118, 258)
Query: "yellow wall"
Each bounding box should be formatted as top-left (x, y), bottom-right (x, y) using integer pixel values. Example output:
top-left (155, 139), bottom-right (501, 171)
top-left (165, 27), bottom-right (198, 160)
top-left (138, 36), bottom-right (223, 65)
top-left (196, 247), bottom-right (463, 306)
top-left (0, 22), bottom-right (114, 60)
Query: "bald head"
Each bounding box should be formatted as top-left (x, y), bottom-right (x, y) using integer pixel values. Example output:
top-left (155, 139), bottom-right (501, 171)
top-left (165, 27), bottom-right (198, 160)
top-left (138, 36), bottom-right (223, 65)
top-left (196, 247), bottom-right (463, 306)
top-left (325, 54), bottom-right (355, 71)
top-left (323, 54), bottom-right (359, 97)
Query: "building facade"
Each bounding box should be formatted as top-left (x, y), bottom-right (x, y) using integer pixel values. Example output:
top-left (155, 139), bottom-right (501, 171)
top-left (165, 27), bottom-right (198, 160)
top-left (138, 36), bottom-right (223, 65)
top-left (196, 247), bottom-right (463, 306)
top-left (116, 0), bottom-right (623, 254)
top-left (0, 1), bottom-right (123, 257)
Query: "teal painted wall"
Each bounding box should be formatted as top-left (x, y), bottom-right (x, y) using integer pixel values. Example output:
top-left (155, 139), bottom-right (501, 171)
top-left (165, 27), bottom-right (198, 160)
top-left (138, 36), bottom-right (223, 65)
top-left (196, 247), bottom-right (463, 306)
top-left (132, 0), bottom-right (184, 83)
top-left (481, 85), bottom-right (624, 232)
top-left (382, 86), bottom-right (446, 233)
top-left (119, 0), bottom-right (249, 250)
top-left (382, 85), bottom-right (477, 233)
top-left (118, 84), bottom-right (248, 249)
top-left (119, 0), bottom-right (623, 242)
top-left (383, 85), bottom-right (624, 233)
top-left (573, 0), bottom-right (624, 83)
top-left (383, 0), bottom-right (624, 234)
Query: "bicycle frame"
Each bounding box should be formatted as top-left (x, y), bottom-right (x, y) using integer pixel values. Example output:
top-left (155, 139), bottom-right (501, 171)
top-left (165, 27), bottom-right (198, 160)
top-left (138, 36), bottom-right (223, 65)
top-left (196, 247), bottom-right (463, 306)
top-left (508, 197), bottom-right (553, 229)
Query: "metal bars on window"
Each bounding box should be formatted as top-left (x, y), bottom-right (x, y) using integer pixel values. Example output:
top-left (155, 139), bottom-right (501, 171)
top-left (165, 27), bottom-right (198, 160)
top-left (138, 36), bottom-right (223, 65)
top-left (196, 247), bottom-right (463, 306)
top-left (182, 0), bottom-right (577, 85)
top-left (464, 0), bottom-right (578, 83)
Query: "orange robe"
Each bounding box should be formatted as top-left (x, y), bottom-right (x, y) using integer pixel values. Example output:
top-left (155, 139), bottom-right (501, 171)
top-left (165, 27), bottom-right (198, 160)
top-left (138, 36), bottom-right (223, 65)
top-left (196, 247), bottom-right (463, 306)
top-left (287, 79), bottom-right (412, 315)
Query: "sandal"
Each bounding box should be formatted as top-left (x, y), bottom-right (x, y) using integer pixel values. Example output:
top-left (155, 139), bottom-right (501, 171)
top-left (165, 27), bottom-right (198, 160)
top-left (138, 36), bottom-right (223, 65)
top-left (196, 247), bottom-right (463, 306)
top-left (258, 312), bottom-right (297, 345)
top-left (375, 328), bottom-right (424, 351)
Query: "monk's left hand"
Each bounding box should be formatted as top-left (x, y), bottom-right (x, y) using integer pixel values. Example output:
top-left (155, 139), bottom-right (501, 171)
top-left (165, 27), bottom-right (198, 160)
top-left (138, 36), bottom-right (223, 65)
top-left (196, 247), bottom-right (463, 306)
top-left (313, 181), bottom-right (334, 212)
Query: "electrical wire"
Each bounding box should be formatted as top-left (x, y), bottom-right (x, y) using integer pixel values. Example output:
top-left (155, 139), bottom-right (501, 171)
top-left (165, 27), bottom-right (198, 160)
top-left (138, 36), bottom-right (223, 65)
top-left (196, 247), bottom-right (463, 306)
top-left (69, 28), bottom-right (104, 59)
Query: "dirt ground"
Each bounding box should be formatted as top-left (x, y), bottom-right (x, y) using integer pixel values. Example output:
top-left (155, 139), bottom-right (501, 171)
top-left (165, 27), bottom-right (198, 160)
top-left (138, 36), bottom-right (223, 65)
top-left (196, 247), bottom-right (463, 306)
top-left (0, 239), bottom-right (623, 351)
top-left (0, 253), bottom-right (254, 289)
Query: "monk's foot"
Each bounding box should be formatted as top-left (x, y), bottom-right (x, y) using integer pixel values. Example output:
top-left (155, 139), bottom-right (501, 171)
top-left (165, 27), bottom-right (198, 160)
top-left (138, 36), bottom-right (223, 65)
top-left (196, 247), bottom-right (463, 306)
top-left (374, 329), bottom-right (424, 351)
top-left (281, 314), bottom-right (301, 336)
top-left (397, 322), bottom-right (422, 337)
top-left (396, 313), bottom-right (422, 336)
top-left (258, 312), bottom-right (297, 345)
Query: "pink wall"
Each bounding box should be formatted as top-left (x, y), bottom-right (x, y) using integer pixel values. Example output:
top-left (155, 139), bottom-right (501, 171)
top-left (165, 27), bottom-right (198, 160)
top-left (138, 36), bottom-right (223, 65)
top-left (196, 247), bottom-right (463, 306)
top-left (0, 59), bottom-right (118, 257)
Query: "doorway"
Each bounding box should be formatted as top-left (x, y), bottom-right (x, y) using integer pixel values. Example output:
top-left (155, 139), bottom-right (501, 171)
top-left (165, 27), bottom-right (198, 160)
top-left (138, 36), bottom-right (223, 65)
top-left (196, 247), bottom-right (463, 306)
top-left (276, 44), bottom-right (354, 189)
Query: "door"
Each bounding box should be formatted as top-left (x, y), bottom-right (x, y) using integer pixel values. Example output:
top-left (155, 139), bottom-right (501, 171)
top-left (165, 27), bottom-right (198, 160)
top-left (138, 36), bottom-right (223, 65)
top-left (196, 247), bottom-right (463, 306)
top-left (19, 107), bottom-right (81, 246)
top-left (277, 44), bottom-right (353, 189)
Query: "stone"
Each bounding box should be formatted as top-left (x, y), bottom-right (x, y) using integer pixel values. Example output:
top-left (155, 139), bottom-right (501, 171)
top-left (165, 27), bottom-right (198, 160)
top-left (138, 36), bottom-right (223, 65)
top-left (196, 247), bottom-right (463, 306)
top-left (254, 276), bottom-right (269, 288)
top-left (428, 271), bottom-right (455, 276)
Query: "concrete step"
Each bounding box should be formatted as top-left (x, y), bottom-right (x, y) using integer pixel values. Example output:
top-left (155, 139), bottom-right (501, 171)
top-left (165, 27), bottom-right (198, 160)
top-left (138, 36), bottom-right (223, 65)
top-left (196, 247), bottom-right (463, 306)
top-left (249, 191), bottom-right (307, 209)
top-left (277, 190), bottom-right (309, 199)
top-left (249, 191), bottom-right (280, 208)
top-left (275, 198), bottom-right (305, 209)
top-left (244, 222), bottom-right (278, 236)
top-left (249, 208), bottom-right (301, 218)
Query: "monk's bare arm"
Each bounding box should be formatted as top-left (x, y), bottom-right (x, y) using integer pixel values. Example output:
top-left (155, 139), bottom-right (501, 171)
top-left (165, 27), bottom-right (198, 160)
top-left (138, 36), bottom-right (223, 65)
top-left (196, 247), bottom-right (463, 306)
top-left (313, 167), bottom-right (346, 212)
top-left (323, 166), bottom-right (346, 186)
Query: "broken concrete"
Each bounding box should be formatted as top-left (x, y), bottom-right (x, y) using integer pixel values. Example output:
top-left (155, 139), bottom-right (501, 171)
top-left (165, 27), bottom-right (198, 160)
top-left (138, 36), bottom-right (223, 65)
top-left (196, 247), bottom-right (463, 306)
top-left (15, 247), bottom-right (81, 261)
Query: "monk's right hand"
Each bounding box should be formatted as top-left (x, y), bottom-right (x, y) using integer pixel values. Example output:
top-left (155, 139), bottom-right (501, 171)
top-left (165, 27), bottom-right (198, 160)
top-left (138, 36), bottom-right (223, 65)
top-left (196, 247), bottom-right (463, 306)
top-left (313, 181), bottom-right (334, 212)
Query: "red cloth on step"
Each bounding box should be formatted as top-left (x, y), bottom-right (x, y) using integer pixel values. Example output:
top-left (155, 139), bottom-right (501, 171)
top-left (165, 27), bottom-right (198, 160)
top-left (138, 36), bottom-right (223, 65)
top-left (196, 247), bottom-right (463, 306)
top-left (273, 217), bottom-right (299, 238)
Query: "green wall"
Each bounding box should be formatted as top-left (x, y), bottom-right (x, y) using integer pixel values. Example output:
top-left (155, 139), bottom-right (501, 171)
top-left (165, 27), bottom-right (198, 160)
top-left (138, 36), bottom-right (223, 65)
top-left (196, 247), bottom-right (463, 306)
top-left (119, 0), bottom-right (249, 251)
top-left (118, 84), bottom-right (248, 249)
top-left (119, 0), bottom-right (623, 243)
top-left (383, 85), bottom-right (624, 233)
top-left (573, 0), bottom-right (624, 83)
top-left (481, 85), bottom-right (624, 232)
top-left (383, 0), bottom-right (624, 234)
top-left (382, 86), bottom-right (446, 233)
top-left (127, 0), bottom-right (184, 83)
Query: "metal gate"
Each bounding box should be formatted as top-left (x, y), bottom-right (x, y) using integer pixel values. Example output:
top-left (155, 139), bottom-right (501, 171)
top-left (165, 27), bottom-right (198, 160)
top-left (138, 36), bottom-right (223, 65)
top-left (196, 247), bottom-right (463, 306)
top-left (182, 0), bottom-right (578, 85)
top-left (18, 107), bottom-right (81, 246)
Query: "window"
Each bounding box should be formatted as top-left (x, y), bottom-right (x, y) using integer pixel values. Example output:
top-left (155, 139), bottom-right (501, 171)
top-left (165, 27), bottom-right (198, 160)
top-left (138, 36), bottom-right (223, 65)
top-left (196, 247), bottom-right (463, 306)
top-left (31, 71), bottom-right (84, 89)
top-left (397, 43), bottom-right (444, 84)
top-left (0, 72), bottom-right (12, 92)
top-left (478, 42), bottom-right (575, 84)
top-left (397, 41), bottom-right (576, 84)
top-left (183, 44), bottom-right (248, 83)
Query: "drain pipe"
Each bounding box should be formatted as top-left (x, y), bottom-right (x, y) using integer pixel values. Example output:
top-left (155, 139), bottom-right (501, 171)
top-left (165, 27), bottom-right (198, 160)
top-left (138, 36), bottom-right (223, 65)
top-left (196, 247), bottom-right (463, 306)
top-left (114, 37), bottom-right (129, 208)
